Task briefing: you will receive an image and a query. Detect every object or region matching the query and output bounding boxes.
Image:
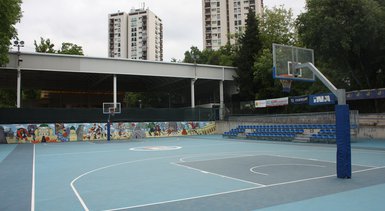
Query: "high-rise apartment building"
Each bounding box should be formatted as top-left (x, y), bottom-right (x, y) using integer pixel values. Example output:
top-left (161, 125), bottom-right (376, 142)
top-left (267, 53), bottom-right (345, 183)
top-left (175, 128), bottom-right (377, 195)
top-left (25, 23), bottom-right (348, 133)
top-left (202, 0), bottom-right (264, 50)
top-left (108, 7), bottom-right (163, 61)
top-left (108, 12), bottom-right (128, 58)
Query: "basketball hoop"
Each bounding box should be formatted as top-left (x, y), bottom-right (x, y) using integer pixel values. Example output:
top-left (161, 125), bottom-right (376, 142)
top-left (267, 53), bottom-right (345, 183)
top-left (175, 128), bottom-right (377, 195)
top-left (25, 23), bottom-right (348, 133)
top-left (108, 107), bottom-right (116, 117)
top-left (279, 74), bottom-right (293, 93)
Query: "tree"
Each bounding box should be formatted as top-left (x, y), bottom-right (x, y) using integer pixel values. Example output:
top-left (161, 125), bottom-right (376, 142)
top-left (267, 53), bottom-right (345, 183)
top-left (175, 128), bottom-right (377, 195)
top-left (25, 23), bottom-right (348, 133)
top-left (0, 89), bottom-right (16, 108)
top-left (34, 37), bottom-right (56, 53)
top-left (253, 6), bottom-right (300, 100)
top-left (234, 9), bottom-right (263, 100)
top-left (0, 0), bottom-right (22, 65)
top-left (297, 0), bottom-right (385, 90)
top-left (259, 6), bottom-right (298, 49)
top-left (183, 46), bottom-right (203, 63)
top-left (34, 37), bottom-right (84, 55)
top-left (58, 42), bottom-right (84, 55)
top-left (183, 45), bottom-right (236, 66)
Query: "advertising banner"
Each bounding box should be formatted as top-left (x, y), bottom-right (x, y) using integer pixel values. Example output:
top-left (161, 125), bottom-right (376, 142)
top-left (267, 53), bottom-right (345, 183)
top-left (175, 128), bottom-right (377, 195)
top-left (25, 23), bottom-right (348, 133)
top-left (266, 97), bottom-right (289, 107)
top-left (254, 100), bottom-right (267, 108)
top-left (309, 93), bottom-right (336, 106)
top-left (289, 95), bottom-right (309, 105)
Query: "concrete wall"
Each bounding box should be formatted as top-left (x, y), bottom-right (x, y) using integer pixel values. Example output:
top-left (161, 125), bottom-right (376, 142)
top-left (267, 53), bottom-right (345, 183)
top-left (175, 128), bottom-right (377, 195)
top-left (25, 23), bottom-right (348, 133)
top-left (356, 114), bottom-right (385, 139)
top-left (0, 121), bottom-right (216, 144)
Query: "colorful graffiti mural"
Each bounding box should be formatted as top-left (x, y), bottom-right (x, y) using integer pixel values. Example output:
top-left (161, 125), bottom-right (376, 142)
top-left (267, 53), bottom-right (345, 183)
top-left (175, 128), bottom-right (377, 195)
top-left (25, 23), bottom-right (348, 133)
top-left (0, 121), bottom-right (216, 144)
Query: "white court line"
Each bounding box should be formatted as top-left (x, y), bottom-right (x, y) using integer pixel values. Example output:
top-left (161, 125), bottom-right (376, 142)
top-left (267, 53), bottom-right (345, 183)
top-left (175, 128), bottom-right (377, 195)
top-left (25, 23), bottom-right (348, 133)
top-left (103, 186), bottom-right (261, 211)
top-left (273, 154), bottom-right (380, 168)
top-left (105, 165), bottom-right (385, 211)
top-left (171, 162), bottom-right (265, 186)
top-left (179, 153), bottom-right (256, 162)
top-left (70, 155), bottom-right (182, 211)
top-left (250, 164), bottom-right (327, 176)
top-left (39, 149), bottom-right (131, 157)
top-left (31, 144), bottom-right (36, 211)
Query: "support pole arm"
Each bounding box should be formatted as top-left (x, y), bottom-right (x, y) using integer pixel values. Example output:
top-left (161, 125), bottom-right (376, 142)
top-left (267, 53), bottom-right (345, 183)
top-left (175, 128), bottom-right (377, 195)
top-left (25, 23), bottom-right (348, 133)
top-left (296, 62), bottom-right (346, 105)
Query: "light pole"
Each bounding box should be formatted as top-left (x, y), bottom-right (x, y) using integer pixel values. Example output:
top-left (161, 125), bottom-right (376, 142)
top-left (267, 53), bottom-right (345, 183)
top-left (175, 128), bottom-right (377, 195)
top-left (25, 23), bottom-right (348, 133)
top-left (138, 99), bottom-right (142, 109)
top-left (14, 40), bottom-right (24, 108)
top-left (191, 54), bottom-right (199, 108)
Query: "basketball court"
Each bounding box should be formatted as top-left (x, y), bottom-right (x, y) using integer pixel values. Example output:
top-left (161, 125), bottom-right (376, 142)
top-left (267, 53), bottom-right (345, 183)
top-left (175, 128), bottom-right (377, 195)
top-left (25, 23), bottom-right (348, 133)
top-left (1, 136), bottom-right (385, 211)
top-left (1, 40), bottom-right (383, 211)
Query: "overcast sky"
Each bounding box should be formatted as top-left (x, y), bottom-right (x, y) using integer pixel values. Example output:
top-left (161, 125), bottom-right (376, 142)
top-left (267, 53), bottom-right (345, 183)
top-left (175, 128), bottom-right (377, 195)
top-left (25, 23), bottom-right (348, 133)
top-left (15, 0), bottom-right (306, 61)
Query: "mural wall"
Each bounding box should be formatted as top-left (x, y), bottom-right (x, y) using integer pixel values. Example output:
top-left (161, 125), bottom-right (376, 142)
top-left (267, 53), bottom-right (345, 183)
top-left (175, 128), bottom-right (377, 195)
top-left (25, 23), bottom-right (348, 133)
top-left (0, 121), bottom-right (216, 144)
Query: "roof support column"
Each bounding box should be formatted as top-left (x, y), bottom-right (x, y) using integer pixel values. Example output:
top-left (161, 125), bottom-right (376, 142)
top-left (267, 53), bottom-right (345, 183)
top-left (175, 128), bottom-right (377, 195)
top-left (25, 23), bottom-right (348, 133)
top-left (113, 74), bottom-right (117, 108)
top-left (219, 80), bottom-right (224, 120)
top-left (191, 79), bottom-right (196, 108)
top-left (17, 68), bottom-right (21, 108)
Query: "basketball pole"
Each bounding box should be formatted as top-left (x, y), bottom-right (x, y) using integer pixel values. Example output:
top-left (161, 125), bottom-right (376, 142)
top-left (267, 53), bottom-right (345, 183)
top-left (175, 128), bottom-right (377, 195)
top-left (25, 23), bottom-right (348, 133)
top-left (296, 63), bottom-right (351, 179)
top-left (107, 113), bottom-right (111, 141)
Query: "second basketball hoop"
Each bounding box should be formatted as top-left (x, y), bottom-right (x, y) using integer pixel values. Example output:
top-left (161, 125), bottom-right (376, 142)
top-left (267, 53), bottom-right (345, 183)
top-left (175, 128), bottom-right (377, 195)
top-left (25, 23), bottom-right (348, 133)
top-left (279, 74), bottom-right (293, 93)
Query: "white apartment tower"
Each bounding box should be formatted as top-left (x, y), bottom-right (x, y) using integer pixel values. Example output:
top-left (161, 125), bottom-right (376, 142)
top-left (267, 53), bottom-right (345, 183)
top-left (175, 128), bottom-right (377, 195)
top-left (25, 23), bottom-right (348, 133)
top-left (108, 8), bottom-right (163, 61)
top-left (202, 0), bottom-right (263, 50)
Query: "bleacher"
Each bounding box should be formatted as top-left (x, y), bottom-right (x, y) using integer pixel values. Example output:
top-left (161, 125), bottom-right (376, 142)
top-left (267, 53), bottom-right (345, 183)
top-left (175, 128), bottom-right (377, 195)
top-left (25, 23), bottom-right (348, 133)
top-left (222, 124), bottom-right (353, 143)
top-left (310, 129), bottom-right (337, 143)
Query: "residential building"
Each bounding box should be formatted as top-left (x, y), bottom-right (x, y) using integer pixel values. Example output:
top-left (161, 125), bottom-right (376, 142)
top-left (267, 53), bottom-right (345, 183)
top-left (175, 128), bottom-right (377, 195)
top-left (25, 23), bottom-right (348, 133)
top-left (202, 0), bottom-right (264, 50)
top-left (108, 7), bottom-right (163, 61)
top-left (108, 12), bottom-right (128, 58)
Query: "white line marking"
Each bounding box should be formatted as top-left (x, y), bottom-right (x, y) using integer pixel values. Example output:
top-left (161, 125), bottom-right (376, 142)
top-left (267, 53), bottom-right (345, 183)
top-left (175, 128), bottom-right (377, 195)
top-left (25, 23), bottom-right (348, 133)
top-left (103, 186), bottom-right (261, 211)
top-left (70, 155), bottom-right (182, 211)
top-left (271, 154), bottom-right (382, 169)
top-left (171, 162), bottom-right (265, 187)
top-left (250, 164), bottom-right (326, 176)
top-left (105, 166), bottom-right (385, 211)
top-left (179, 153), bottom-right (257, 162)
top-left (31, 144), bottom-right (35, 211)
top-left (39, 149), bottom-right (131, 157)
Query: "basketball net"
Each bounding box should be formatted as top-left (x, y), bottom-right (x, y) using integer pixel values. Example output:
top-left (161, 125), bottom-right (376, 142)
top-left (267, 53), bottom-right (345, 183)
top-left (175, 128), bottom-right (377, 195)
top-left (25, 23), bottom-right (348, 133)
top-left (108, 107), bottom-right (116, 117)
top-left (279, 74), bottom-right (293, 93)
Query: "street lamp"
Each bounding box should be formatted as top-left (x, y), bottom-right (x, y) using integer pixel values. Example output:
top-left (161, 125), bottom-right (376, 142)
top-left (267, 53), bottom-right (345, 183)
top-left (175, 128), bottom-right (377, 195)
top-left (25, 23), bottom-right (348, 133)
top-left (14, 39), bottom-right (24, 108)
top-left (138, 99), bottom-right (142, 109)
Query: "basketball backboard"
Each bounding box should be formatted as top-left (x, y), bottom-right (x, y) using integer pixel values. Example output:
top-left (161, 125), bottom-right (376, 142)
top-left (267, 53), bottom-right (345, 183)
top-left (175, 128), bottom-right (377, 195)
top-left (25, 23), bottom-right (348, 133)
top-left (273, 43), bottom-right (315, 82)
top-left (103, 102), bottom-right (121, 114)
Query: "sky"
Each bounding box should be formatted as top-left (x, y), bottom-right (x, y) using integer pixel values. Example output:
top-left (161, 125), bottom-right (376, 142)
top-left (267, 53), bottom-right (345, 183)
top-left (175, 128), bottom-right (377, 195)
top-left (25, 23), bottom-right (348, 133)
top-left (15, 0), bottom-right (306, 61)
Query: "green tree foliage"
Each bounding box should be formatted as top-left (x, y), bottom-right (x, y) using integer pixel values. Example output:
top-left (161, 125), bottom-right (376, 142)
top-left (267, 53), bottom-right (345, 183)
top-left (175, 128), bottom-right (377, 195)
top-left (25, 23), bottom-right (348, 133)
top-left (0, 0), bottom-right (22, 107)
top-left (34, 37), bottom-right (84, 55)
top-left (259, 6), bottom-right (297, 49)
top-left (297, 0), bottom-right (385, 90)
top-left (0, 89), bottom-right (16, 108)
top-left (183, 46), bottom-right (202, 63)
top-left (58, 42), bottom-right (84, 55)
top-left (34, 37), bottom-right (56, 53)
top-left (253, 6), bottom-right (300, 100)
top-left (123, 92), bottom-right (144, 108)
top-left (0, 0), bottom-right (22, 65)
top-left (183, 45), bottom-right (236, 66)
top-left (234, 9), bottom-right (263, 100)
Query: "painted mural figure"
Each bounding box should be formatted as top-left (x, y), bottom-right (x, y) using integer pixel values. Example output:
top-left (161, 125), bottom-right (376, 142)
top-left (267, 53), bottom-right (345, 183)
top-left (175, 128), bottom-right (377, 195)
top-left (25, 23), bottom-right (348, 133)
top-left (35, 124), bottom-right (56, 143)
top-left (76, 125), bottom-right (84, 141)
top-left (55, 123), bottom-right (69, 142)
top-left (147, 122), bottom-right (156, 136)
top-left (0, 126), bottom-right (6, 144)
top-left (27, 125), bottom-right (37, 141)
top-left (17, 128), bottom-right (29, 141)
top-left (167, 122), bottom-right (178, 136)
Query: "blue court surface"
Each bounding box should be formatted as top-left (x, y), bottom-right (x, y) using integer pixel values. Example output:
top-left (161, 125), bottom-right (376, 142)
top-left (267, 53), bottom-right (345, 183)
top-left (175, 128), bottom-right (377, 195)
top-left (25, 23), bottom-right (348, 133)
top-left (1, 135), bottom-right (385, 211)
